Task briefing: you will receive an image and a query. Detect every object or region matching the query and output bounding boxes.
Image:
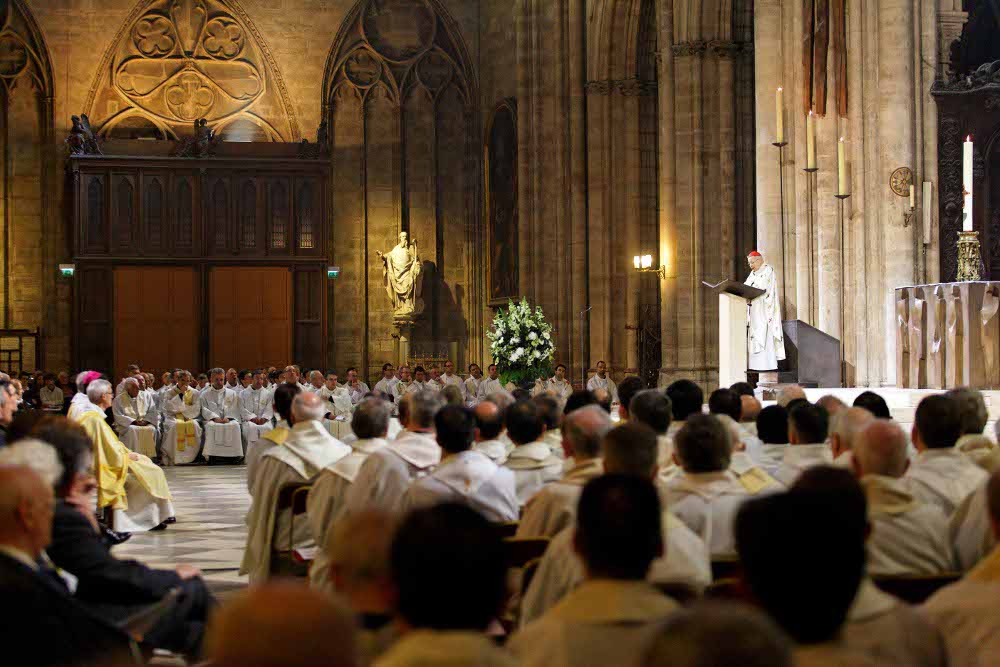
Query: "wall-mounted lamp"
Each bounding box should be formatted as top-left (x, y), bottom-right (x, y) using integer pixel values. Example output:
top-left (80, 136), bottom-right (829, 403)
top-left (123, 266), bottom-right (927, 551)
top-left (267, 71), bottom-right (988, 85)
top-left (59, 263), bottom-right (75, 278)
top-left (633, 254), bottom-right (668, 280)
top-left (327, 266), bottom-right (340, 279)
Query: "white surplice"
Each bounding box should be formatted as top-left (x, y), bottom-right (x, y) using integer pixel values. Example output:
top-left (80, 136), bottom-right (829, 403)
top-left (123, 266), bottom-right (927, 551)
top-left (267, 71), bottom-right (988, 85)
top-left (161, 387), bottom-right (203, 465)
top-left (543, 378), bottom-right (573, 404)
top-left (239, 385), bottom-right (274, 450)
top-left (240, 420), bottom-right (350, 582)
top-left (402, 449), bottom-right (519, 522)
top-left (904, 448), bottom-right (989, 517)
top-left (861, 475), bottom-right (956, 576)
top-left (345, 382), bottom-right (371, 405)
top-left (744, 262), bottom-right (786, 371)
top-left (473, 438), bottom-right (512, 465)
top-left (373, 377), bottom-right (398, 396)
top-left (306, 437), bottom-right (389, 589)
top-left (519, 509), bottom-right (711, 627)
top-left (663, 471), bottom-right (752, 558)
top-left (503, 441), bottom-right (564, 506)
top-left (950, 479), bottom-right (997, 571)
top-left (541, 429), bottom-right (565, 460)
top-left (517, 458), bottom-right (603, 538)
top-left (585, 375), bottom-right (618, 403)
top-left (200, 386), bottom-right (244, 458)
top-left (343, 431), bottom-right (441, 515)
top-left (112, 391), bottom-right (158, 458)
top-left (476, 377), bottom-right (505, 401)
top-left (464, 376), bottom-right (482, 405)
top-left (773, 443), bottom-right (833, 487)
top-left (439, 373), bottom-right (466, 400)
top-left (512, 580), bottom-right (681, 667)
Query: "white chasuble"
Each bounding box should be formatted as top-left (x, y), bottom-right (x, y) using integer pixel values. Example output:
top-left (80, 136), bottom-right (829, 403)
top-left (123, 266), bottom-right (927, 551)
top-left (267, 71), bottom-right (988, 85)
top-left (112, 392), bottom-right (158, 459)
top-left (240, 386), bottom-right (274, 450)
top-left (201, 387), bottom-right (243, 458)
top-left (745, 262), bottom-right (786, 371)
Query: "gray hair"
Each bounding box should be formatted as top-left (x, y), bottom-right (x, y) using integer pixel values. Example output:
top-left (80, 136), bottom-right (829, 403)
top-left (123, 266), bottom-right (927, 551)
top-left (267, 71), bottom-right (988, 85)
top-left (486, 391), bottom-right (514, 412)
top-left (854, 419), bottom-right (909, 478)
top-left (75, 371), bottom-right (91, 392)
top-left (208, 367), bottom-right (225, 378)
top-left (563, 405), bottom-right (611, 459)
top-left (0, 439), bottom-right (64, 488)
top-left (400, 390), bottom-right (442, 429)
top-left (946, 387), bottom-right (988, 435)
top-left (86, 379), bottom-right (112, 405)
top-left (352, 397), bottom-right (391, 439)
top-left (830, 407), bottom-right (875, 453)
top-left (776, 385), bottom-right (807, 408)
top-left (309, 370), bottom-right (324, 381)
top-left (291, 392), bottom-right (327, 423)
top-left (123, 377), bottom-right (139, 389)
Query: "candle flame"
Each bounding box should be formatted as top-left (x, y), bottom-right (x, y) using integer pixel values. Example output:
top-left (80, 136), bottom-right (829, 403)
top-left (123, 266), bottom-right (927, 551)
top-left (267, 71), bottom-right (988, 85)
top-left (809, 109), bottom-right (813, 116)
top-left (778, 87), bottom-right (783, 92)
top-left (839, 137), bottom-right (844, 142)
top-left (967, 135), bottom-right (972, 142)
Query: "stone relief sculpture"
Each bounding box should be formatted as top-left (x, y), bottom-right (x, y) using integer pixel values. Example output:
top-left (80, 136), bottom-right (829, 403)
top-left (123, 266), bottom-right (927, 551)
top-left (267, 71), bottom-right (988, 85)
top-left (175, 118), bottom-right (218, 157)
top-left (377, 232), bottom-right (424, 323)
top-left (66, 114), bottom-right (102, 155)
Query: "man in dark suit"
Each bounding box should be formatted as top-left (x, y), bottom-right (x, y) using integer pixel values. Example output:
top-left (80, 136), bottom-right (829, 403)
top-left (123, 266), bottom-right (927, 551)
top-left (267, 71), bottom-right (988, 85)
top-left (35, 417), bottom-right (215, 658)
top-left (0, 464), bottom-right (131, 666)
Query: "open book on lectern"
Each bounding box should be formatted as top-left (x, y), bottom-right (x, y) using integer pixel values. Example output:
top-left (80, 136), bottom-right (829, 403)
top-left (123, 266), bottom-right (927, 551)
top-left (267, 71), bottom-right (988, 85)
top-left (701, 280), bottom-right (765, 302)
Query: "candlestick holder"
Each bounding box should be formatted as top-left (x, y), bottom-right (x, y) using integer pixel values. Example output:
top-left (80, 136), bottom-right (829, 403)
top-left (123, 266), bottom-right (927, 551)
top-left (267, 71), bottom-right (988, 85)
top-left (903, 207), bottom-right (915, 228)
top-left (773, 141), bottom-right (789, 309)
top-left (836, 193), bottom-right (851, 386)
top-left (957, 230), bottom-right (982, 282)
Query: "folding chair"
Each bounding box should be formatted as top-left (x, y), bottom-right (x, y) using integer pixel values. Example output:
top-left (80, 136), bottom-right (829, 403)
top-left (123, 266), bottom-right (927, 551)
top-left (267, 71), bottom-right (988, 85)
top-left (269, 482), bottom-right (313, 578)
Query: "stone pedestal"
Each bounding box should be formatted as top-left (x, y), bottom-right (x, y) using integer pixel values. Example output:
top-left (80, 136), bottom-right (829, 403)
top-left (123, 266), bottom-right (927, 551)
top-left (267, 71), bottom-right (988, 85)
top-left (395, 320), bottom-right (415, 367)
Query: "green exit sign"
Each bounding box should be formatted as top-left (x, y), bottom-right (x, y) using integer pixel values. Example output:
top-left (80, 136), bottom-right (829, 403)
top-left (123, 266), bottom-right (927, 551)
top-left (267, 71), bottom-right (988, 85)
top-left (327, 266), bottom-right (340, 279)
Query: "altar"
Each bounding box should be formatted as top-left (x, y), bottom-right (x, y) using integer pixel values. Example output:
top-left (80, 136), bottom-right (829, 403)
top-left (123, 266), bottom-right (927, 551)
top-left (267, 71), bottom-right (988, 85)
top-left (895, 282), bottom-right (1000, 390)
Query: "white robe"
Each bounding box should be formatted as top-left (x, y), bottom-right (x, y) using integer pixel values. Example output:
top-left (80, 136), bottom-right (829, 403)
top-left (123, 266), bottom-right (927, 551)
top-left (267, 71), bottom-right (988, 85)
top-left (246, 420), bottom-right (289, 492)
top-left (439, 373), bottom-right (467, 399)
top-left (345, 382), bottom-right (371, 404)
top-left (404, 380), bottom-right (433, 395)
top-left (503, 441), bottom-right (564, 506)
top-left (464, 376), bottom-right (482, 405)
top-left (543, 378), bottom-right (573, 404)
top-left (517, 458), bottom-right (603, 538)
top-left (344, 431), bottom-right (441, 515)
top-left (239, 386), bottom-right (274, 450)
top-left (161, 388), bottom-right (203, 465)
top-left (861, 475), bottom-right (956, 576)
top-left (306, 438), bottom-right (388, 589)
top-left (744, 262), bottom-right (786, 370)
top-left (950, 479), bottom-right (997, 571)
top-left (112, 392), bottom-right (158, 458)
top-left (585, 375), bottom-right (618, 403)
top-left (773, 443), bottom-right (833, 487)
top-left (904, 448), bottom-right (989, 517)
top-left (663, 471), bottom-right (752, 557)
top-left (473, 438), bottom-right (512, 465)
top-left (402, 450), bottom-right (519, 522)
top-left (373, 377), bottom-right (398, 396)
top-left (240, 420), bottom-right (350, 582)
top-left (845, 578), bottom-right (948, 667)
top-left (67, 392), bottom-right (90, 421)
top-left (200, 386), bottom-right (244, 458)
top-left (476, 377), bottom-right (505, 401)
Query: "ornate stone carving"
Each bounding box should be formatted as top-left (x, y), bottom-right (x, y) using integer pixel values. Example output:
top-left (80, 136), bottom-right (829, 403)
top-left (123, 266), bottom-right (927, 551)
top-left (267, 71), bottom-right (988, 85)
top-left (66, 114), bottom-right (102, 155)
top-left (377, 232), bottom-right (424, 323)
top-left (672, 41), bottom-right (708, 57)
top-left (708, 40), bottom-right (745, 59)
top-left (86, 0), bottom-right (299, 141)
top-left (584, 78), bottom-right (657, 96)
top-left (174, 118), bottom-right (218, 157)
top-left (362, 0), bottom-right (435, 62)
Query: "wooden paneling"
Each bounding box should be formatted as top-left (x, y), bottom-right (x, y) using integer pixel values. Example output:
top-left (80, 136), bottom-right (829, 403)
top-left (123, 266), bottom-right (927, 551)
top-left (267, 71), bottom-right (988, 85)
top-left (77, 266), bottom-right (114, 374)
top-left (293, 266), bottom-right (325, 369)
top-left (210, 267), bottom-right (291, 371)
top-left (111, 173), bottom-right (137, 254)
top-left (81, 174), bottom-right (108, 255)
top-left (114, 267), bottom-right (198, 380)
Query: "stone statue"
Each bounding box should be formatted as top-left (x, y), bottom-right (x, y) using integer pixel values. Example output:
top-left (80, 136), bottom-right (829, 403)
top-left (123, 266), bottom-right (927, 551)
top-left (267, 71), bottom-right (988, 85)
top-left (66, 114), bottom-right (102, 155)
top-left (377, 231), bottom-right (424, 321)
top-left (176, 118), bottom-right (217, 157)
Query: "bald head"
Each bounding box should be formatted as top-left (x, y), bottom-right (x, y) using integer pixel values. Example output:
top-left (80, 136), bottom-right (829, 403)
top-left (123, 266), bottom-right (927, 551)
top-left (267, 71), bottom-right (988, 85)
top-left (207, 582), bottom-right (357, 667)
top-left (473, 400), bottom-right (504, 441)
top-left (776, 385), bottom-right (807, 408)
top-left (853, 419), bottom-right (909, 478)
top-left (830, 407), bottom-right (875, 459)
top-left (0, 465), bottom-right (53, 557)
top-left (562, 404), bottom-right (612, 460)
top-left (740, 395), bottom-right (762, 423)
top-left (291, 391), bottom-right (327, 423)
top-left (817, 394), bottom-right (848, 417)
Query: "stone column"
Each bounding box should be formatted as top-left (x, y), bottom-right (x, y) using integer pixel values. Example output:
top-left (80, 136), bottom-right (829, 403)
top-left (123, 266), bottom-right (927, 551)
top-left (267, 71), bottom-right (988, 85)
top-left (658, 0), bottom-right (679, 385)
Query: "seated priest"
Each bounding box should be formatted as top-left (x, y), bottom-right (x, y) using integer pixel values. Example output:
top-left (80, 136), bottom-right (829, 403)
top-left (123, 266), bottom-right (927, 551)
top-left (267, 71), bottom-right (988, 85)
top-left (200, 368), bottom-right (244, 462)
top-left (476, 364), bottom-right (505, 402)
top-left (39, 373), bottom-right (64, 413)
top-left (542, 364), bottom-right (573, 405)
top-left (240, 369), bottom-right (274, 452)
top-left (241, 392), bottom-right (351, 582)
top-left (29, 419), bottom-right (216, 658)
top-left (438, 359), bottom-right (467, 401)
top-left (503, 399), bottom-right (564, 506)
top-left (343, 367), bottom-right (371, 405)
top-left (246, 383), bottom-right (300, 493)
top-left (161, 371), bottom-right (203, 466)
top-left (464, 363), bottom-right (483, 406)
top-left (585, 361), bottom-right (618, 404)
top-left (373, 363), bottom-right (397, 396)
top-left (73, 379), bottom-right (175, 532)
top-left (112, 377), bottom-right (158, 459)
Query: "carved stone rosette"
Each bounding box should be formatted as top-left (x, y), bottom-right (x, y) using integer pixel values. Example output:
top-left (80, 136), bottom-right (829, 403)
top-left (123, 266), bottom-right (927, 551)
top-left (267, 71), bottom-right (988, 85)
top-left (957, 231), bottom-right (982, 282)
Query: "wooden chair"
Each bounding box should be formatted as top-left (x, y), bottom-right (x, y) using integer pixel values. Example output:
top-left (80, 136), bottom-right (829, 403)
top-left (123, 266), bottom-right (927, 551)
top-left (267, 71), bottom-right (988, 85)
top-left (494, 520), bottom-right (520, 539)
top-left (872, 572), bottom-right (962, 604)
top-left (269, 482), bottom-right (312, 578)
top-left (503, 537), bottom-right (550, 568)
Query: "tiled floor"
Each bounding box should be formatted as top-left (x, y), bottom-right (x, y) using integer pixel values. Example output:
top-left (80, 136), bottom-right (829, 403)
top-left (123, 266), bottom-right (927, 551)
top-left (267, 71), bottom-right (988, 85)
top-left (111, 465), bottom-right (250, 596)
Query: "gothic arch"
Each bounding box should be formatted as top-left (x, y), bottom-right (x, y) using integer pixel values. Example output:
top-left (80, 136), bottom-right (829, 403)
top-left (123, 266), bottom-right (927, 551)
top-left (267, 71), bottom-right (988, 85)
top-left (587, 0), bottom-right (644, 82)
top-left (84, 0), bottom-right (300, 141)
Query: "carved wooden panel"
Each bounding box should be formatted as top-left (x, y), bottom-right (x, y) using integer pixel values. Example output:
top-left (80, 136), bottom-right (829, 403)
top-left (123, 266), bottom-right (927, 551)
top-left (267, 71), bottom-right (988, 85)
top-left (82, 174), bottom-right (108, 254)
top-left (76, 265), bottom-right (113, 373)
top-left (268, 179), bottom-right (290, 252)
top-left (142, 174), bottom-right (166, 253)
top-left (295, 177), bottom-right (320, 254)
top-left (210, 266), bottom-right (291, 370)
top-left (172, 175), bottom-right (196, 255)
top-left (208, 177), bottom-right (231, 255)
top-left (111, 173), bottom-right (137, 253)
top-left (237, 177), bottom-right (259, 253)
top-left (293, 266), bottom-right (324, 369)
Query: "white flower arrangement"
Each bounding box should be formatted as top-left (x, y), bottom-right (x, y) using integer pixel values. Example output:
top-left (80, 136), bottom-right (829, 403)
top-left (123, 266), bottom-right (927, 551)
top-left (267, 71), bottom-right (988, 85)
top-left (487, 297), bottom-right (556, 385)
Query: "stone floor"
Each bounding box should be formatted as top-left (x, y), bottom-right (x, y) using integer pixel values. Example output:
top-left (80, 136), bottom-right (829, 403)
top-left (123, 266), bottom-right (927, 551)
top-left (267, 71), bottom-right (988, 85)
top-left (111, 465), bottom-right (250, 597)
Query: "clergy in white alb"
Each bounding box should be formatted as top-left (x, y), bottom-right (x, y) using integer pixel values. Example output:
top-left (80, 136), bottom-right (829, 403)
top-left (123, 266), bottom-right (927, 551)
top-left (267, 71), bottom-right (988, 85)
top-left (517, 406), bottom-right (608, 538)
top-left (471, 400), bottom-right (513, 465)
top-left (246, 383), bottom-right (300, 493)
top-left (773, 403), bottom-right (833, 487)
top-left (240, 392), bottom-right (350, 582)
top-left (373, 363), bottom-right (398, 396)
top-left (542, 365), bottom-right (572, 406)
top-left (585, 361), bottom-right (618, 403)
top-left (463, 363), bottom-right (483, 406)
top-left (437, 360), bottom-right (467, 401)
top-left (240, 370), bottom-right (274, 451)
top-left (39, 375), bottom-right (64, 412)
top-left (304, 370), bottom-right (326, 394)
top-left (476, 365), bottom-right (505, 402)
top-left (851, 420), bottom-right (955, 576)
top-left (307, 398), bottom-right (392, 590)
top-left (402, 367), bottom-right (433, 396)
top-left (391, 365), bottom-right (412, 402)
top-left (904, 395), bottom-right (988, 516)
top-left (112, 377), bottom-right (158, 459)
top-left (950, 479), bottom-right (997, 571)
top-left (502, 401), bottom-right (564, 506)
top-left (155, 372), bottom-right (175, 409)
top-left (744, 251), bottom-right (785, 371)
top-left (342, 367), bottom-right (371, 406)
top-left (343, 391), bottom-right (442, 515)
top-left (200, 369), bottom-right (244, 460)
top-left (161, 373), bottom-right (203, 466)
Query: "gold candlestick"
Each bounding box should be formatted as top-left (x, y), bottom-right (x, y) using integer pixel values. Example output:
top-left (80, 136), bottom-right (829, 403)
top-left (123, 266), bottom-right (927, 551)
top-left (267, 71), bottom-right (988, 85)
top-left (957, 231), bottom-right (981, 282)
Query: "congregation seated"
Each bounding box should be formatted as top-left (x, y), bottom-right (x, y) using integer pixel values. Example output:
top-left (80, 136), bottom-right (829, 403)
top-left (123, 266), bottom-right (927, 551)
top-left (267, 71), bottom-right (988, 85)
top-left (948, 387), bottom-right (1000, 471)
top-left (511, 474), bottom-right (683, 667)
top-left (828, 406), bottom-right (875, 468)
top-left (241, 392), bottom-right (350, 582)
top-left (517, 405), bottom-right (610, 538)
top-left (308, 397), bottom-right (393, 589)
top-left (905, 394), bottom-right (988, 516)
top-left (502, 399), bottom-right (564, 505)
top-left (375, 503), bottom-right (514, 667)
top-left (0, 465), bottom-right (133, 667)
top-left (344, 391), bottom-right (442, 514)
top-left (39, 373), bottom-right (64, 413)
top-left (708, 387), bottom-right (758, 453)
top-left (111, 376), bottom-right (158, 459)
top-left (626, 389), bottom-right (678, 484)
top-left (402, 404), bottom-right (518, 522)
top-left (471, 399), bottom-right (511, 464)
top-left (161, 371), bottom-right (203, 466)
top-left (240, 368), bottom-right (274, 453)
top-left (200, 368), bottom-right (244, 461)
top-left (521, 422), bottom-right (711, 625)
top-left (534, 394), bottom-right (565, 460)
top-left (923, 468), bottom-right (1000, 666)
top-left (74, 379), bottom-right (175, 532)
top-left (816, 394), bottom-right (849, 419)
top-left (850, 419), bottom-right (955, 576)
top-left (246, 383), bottom-right (301, 491)
top-left (773, 402), bottom-right (832, 486)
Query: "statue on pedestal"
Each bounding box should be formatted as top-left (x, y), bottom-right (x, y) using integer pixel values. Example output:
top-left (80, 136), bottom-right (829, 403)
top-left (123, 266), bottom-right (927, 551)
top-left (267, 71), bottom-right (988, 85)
top-left (745, 251), bottom-right (786, 373)
top-left (377, 231), bottom-right (424, 324)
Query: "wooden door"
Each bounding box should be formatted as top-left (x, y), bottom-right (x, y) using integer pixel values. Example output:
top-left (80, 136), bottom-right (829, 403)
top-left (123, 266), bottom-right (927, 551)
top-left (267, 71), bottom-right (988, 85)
top-left (114, 267), bottom-right (198, 380)
top-left (209, 267), bottom-right (291, 371)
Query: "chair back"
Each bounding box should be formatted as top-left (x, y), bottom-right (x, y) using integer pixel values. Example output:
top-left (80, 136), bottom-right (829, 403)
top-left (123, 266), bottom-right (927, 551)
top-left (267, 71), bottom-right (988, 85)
top-left (494, 520), bottom-right (520, 539)
top-left (270, 482), bottom-right (313, 578)
top-left (872, 573), bottom-right (963, 604)
top-left (503, 537), bottom-right (549, 568)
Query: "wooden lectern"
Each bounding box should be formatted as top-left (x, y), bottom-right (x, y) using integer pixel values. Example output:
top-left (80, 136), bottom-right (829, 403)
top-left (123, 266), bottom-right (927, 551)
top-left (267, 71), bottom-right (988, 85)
top-left (704, 280), bottom-right (765, 387)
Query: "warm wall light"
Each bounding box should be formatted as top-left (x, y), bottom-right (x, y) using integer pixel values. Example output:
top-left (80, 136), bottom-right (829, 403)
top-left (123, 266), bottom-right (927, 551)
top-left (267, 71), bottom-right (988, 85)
top-left (633, 255), bottom-right (641, 269)
top-left (633, 254), bottom-right (668, 279)
top-left (641, 254), bottom-right (652, 269)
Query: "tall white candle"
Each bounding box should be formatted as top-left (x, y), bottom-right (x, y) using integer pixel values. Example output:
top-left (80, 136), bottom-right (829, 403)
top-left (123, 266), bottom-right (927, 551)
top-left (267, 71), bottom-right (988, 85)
top-left (922, 181), bottom-right (932, 245)
top-left (837, 137), bottom-right (847, 196)
top-left (909, 184), bottom-right (915, 209)
top-left (806, 110), bottom-right (816, 169)
top-left (963, 135), bottom-right (973, 231)
top-left (776, 88), bottom-right (784, 144)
